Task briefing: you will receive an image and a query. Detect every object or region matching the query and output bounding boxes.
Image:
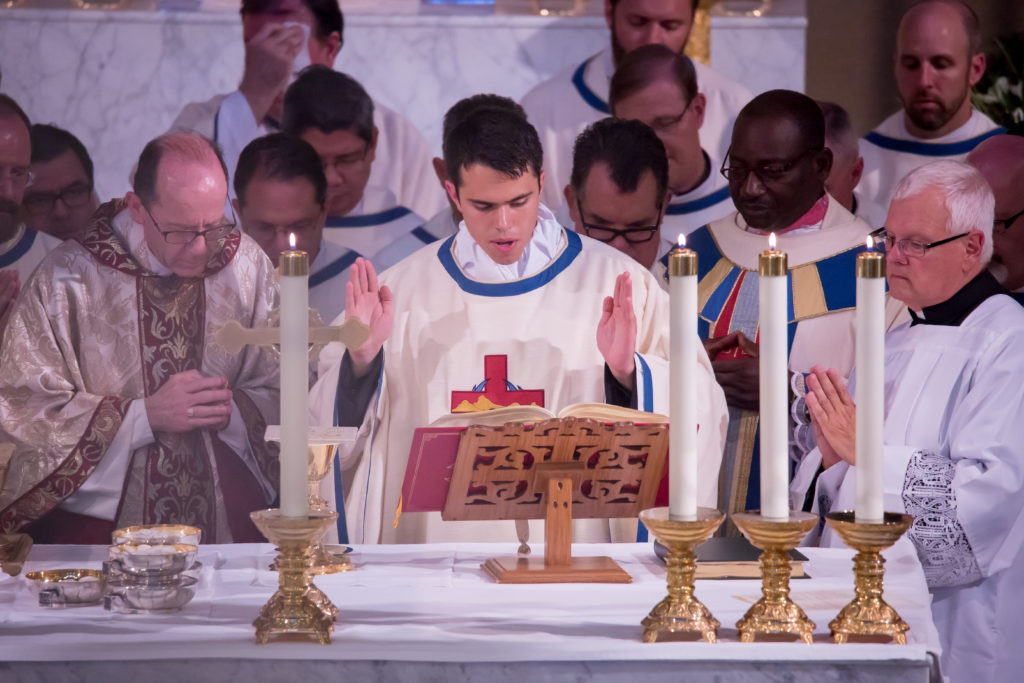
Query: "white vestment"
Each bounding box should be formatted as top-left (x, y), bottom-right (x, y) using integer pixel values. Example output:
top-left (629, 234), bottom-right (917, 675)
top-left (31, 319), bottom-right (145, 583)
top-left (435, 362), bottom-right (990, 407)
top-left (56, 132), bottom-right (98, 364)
top-left (0, 224), bottom-right (61, 283)
top-left (808, 294), bottom-right (1024, 683)
top-left (309, 206), bottom-right (728, 544)
top-left (521, 47), bottom-right (751, 217)
top-left (858, 109), bottom-right (1004, 228)
top-left (169, 90), bottom-right (446, 220)
top-left (661, 165), bottom-right (735, 244)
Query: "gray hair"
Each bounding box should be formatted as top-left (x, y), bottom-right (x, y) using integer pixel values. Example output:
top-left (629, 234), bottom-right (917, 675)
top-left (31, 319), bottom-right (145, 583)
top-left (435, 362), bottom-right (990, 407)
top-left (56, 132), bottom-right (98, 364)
top-left (891, 160), bottom-right (994, 264)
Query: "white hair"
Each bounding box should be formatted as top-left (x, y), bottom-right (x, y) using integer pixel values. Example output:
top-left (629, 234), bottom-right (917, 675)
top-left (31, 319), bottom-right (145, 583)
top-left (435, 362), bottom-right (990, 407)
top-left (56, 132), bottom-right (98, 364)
top-left (891, 159), bottom-right (995, 264)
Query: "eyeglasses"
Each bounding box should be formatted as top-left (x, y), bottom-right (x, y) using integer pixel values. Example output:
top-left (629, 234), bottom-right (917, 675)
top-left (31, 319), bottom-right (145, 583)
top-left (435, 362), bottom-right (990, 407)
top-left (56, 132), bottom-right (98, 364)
top-left (720, 147), bottom-right (821, 184)
top-left (994, 207), bottom-right (1024, 235)
top-left (22, 182), bottom-right (93, 215)
top-left (0, 168), bottom-right (34, 190)
top-left (576, 200), bottom-right (660, 244)
top-left (143, 203), bottom-right (237, 245)
top-left (878, 230), bottom-right (969, 258)
top-left (647, 101), bottom-right (692, 136)
top-left (320, 144), bottom-right (371, 176)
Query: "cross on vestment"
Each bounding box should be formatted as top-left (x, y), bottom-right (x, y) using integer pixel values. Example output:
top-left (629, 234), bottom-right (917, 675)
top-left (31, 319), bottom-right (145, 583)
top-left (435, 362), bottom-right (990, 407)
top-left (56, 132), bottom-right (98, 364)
top-left (450, 355), bottom-right (546, 412)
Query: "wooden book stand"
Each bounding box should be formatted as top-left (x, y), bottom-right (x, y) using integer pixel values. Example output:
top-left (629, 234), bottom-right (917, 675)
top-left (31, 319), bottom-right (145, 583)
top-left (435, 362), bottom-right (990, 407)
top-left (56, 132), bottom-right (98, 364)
top-left (440, 417), bottom-right (669, 584)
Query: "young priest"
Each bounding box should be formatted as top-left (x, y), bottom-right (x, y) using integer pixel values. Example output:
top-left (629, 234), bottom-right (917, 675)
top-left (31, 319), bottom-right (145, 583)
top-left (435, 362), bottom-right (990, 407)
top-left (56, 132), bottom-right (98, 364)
top-left (309, 103), bottom-right (727, 544)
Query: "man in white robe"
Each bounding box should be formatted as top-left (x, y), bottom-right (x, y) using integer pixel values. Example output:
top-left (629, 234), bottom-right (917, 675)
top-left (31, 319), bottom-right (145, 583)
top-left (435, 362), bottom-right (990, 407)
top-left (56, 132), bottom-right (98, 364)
top-left (819, 101), bottom-right (867, 222)
top-left (521, 0), bottom-right (750, 218)
top-left (309, 108), bottom-right (727, 545)
top-left (0, 134), bottom-right (280, 544)
top-left (168, 0), bottom-right (442, 219)
top-left (282, 67), bottom-right (437, 275)
top-left (858, 0), bottom-right (1004, 228)
top-left (684, 91), bottom-right (906, 521)
top-left (967, 134), bottom-right (1024, 299)
top-left (608, 44), bottom-right (734, 244)
top-left (803, 160), bottom-right (1024, 683)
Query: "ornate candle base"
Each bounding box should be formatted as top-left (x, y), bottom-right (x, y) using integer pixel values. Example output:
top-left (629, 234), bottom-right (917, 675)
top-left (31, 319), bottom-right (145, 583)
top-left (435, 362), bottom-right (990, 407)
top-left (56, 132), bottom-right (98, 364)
top-left (639, 507), bottom-right (725, 643)
top-left (732, 511), bottom-right (817, 643)
top-left (825, 511), bottom-right (913, 644)
top-left (250, 508), bottom-right (338, 645)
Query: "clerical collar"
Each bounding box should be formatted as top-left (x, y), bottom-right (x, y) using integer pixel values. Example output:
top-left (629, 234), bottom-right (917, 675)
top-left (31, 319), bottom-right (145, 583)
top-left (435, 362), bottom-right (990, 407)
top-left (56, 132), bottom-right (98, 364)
top-left (452, 203), bottom-right (566, 282)
top-left (910, 269), bottom-right (1007, 327)
top-left (117, 209), bottom-right (173, 277)
top-left (744, 194), bottom-right (829, 236)
top-left (674, 151), bottom-right (712, 198)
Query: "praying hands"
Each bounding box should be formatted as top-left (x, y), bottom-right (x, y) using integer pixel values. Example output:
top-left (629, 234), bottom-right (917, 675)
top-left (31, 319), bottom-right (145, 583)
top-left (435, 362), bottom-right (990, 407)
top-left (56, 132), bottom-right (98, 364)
top-left (805, 365), bottom-right (856, 469)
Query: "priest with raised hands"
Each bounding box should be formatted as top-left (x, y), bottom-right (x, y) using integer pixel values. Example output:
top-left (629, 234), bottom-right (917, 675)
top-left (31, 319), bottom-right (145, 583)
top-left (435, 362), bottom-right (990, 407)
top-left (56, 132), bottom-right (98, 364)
top-left (802, 160), bottom-right (1024, 683)
top-left (309, 102), bottom-right (727, 545)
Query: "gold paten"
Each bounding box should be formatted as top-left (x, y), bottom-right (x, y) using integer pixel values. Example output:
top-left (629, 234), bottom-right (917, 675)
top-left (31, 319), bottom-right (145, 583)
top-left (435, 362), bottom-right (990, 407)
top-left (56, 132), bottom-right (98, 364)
top-left (732, 510), bottom-right (817, 643)
top-left (825, 510), bottom-right (913, 644)
top-left (640, 507), bottom-right (726, 643)
top-left (250, 508), bottom-right (339, 645)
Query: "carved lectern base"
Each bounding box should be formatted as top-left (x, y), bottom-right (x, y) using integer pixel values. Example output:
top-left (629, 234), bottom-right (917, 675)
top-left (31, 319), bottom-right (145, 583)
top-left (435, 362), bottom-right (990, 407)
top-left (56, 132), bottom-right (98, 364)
top-left (482, 555), bottom-right (631, 584)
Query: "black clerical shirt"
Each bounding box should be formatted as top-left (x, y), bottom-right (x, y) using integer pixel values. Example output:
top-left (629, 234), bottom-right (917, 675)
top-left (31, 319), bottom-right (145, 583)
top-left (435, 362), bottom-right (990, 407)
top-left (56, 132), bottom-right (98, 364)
top-left (909, 269), bottom-right (1008, 327)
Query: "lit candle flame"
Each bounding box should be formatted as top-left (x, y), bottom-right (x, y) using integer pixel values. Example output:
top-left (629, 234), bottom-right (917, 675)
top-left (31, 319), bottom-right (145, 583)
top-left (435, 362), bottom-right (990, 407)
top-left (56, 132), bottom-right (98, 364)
top-left (866, 235), bottom-right (874, 251)
top-left (768, 231), bottom-right (777, 250)
top-left (678, 234), bottom-right (686, 248)
top-left (289, 233), bottom-right (296, 250)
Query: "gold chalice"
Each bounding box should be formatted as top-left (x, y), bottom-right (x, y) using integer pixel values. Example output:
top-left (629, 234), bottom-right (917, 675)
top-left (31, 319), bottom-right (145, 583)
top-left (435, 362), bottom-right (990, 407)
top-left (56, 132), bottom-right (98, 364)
top-left (307, 441), bottom-right (353, 575)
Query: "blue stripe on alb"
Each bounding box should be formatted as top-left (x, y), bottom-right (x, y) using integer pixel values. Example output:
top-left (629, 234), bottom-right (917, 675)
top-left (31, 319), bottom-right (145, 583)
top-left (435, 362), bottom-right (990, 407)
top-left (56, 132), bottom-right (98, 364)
top-left (411, 226), bottom-right (437, 245)
top-left (862, 127), bottom-right (1005, 157)
top-left (436, 228), bottom-right (583, 297)
top-left (326, 206), bottom-right (412, 228)
top-left (666, 186), bottom-right (731, 215)
top-left (571, 58), bottom-right (610, 114)
top-left (330, 371), bottom-right (349, 544)
top-left (310, 250), bottom-right (361, 289)
top-left (0, 228), bottom-right (37, 269)
top-left (635, 353), bottom-right (653, 413)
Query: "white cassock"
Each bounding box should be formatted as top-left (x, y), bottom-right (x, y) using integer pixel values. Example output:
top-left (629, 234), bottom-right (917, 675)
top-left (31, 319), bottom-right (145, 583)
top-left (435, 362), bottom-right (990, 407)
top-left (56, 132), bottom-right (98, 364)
top-left (805, 293), bottom-right (1024, 683)
top-left (0, 224), bottom-right (61, 284)
top-left (858, 109), bottom-right (1005, 227)
top-left (521, 47), bottom-right (751, 218)
top-left (661, 163), bottom-right (735, 244)
top-left (309, 204), bottom-right (728, 545)
top-left (169, 90), bottom-right (446, 220)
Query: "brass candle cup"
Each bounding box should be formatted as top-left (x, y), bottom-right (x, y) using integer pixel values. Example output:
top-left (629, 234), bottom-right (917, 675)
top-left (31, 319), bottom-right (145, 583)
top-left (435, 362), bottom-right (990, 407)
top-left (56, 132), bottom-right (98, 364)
top-left (639, 507), bottom-right (725, 643)
top-left (825, 510), bottom-right (913, 644)
top-left (731, 510), bottom-right (817, 643)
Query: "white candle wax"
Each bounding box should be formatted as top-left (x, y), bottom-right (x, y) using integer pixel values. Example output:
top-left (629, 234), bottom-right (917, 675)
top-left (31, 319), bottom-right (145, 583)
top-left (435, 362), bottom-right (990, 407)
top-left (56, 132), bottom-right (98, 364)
top-left (279, 239), bottom-right (309, 518)
top-left (855, 246), bottom-right (886, 523)
top-left (668, 242), bottom-right (698, 520)
top-left (759, 237), bottom-right (789, 520)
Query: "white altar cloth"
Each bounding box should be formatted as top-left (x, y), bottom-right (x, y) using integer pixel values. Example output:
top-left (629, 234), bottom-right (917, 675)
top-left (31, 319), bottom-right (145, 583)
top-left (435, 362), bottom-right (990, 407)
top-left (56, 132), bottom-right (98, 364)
top-left (0, 541), bottom-right (940, 680)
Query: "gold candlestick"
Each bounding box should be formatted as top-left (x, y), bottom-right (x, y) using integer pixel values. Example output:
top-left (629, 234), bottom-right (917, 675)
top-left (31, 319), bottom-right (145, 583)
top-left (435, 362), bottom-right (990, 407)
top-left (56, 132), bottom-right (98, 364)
top-left (825, 511), bottom-right (913, 644)
top-left (732, 511), bottom-right (817, 643)
top-left (307, 442), bottom-right (353, 575)
top-left (640, 507), bottom-right (725, 643)
top-left (251, 508), bottom-right (338, 645)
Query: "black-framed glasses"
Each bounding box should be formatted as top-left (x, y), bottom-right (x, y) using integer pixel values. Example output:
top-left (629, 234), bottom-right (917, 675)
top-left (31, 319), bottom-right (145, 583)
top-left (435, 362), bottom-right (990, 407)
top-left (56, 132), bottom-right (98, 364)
top-left (720, 146), bottom-right (821, 184)
top-left (878, 229), bottom-right (969, 258)
top-left (994, 207), bottom-right (1024, 235)
top-left (143, 203), bottom-right (237, 245)
top-left (22, 182), bottom-right (93, 215)
top-left (321, 143), bottom-right (371, 176)
top-left (576, 200), bottom-right (660, 244)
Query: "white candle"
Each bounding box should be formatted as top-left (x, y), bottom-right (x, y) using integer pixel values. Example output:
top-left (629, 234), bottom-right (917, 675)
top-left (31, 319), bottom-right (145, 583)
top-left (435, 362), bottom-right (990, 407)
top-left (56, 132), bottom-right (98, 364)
top-left (279, 233), bottom-right (309, 518)
top-left (668, 235), bottom-right (698, 520)
top-left (855, 237), bottom-right (886, 523)
top-left (758, 232), bottom-right (789, 520)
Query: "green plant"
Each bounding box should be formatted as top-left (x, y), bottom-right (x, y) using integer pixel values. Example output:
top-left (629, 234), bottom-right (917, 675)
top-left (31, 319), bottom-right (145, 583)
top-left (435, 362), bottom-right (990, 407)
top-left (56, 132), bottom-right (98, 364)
top-left (972, 34), bottom-right (1024, 135)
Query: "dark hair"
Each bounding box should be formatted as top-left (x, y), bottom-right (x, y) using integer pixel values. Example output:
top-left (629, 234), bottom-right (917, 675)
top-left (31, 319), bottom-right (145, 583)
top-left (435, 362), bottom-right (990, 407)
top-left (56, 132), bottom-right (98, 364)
top-left (443, 94), bottom-right (526, 148)
top-left (904, 0), bottom-right (982, 55)
top-left (608, 0), bottom-right (697, 18)
top-left (30, 124), bottom-right (94, 186)
top-left (281, 66), bottom-right (374, 145)
top-left (133, 133), bottom-right (229, 207)
top-left (609, 44), bottom-right (698, 114)
top-left (443, 108), bottom-right (543, 190)
top-left (736, 89), bottom-right (826, 149)
top-left (240, 0), bottom-right (343, 43)
top-left (235, 133), bottom-right (327, 208)
top-left (571, 118), bottom-right (668, 211)
top-left (0, 94), bottom-right (30, 132)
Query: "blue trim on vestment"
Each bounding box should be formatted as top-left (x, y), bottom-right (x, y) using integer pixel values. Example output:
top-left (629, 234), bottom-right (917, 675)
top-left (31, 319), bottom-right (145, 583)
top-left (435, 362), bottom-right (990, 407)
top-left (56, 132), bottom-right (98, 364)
top-left (0, 228), bottom-right (37, 269)
top-left (666, 186), bottom-right (731, 215)
top-left (412, 227), bottom-right (437, 244)
top-left (435, 228), bottom-right (583, 297)
top-left (571, 58), bottom-right (610, 114)
top-left (636, 353), bottom-right (653, 413)
top-left (862, 127), bottom-right (1005, 156)
top-left (326, 206), bottom-right (412, 228)
top-left (331, 370), bottom-right (349, 544)
top-left (681, 225), bottom-right (720, 280)
top-left (310, 250), bottom-right (360, 289)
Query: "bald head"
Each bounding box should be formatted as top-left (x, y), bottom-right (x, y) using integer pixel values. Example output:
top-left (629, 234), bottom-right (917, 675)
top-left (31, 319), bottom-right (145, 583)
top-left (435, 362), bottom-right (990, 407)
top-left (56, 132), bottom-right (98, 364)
top-left (900, 1), bottom-right (981, 56)
top-left (967, 134), bottom-right (1024, 290)
top-left (133, 133), bottom-right (228, 208)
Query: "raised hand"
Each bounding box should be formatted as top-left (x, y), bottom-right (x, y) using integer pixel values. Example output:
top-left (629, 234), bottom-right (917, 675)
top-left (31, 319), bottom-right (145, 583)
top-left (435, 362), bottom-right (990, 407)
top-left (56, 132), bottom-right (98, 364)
top-left (345, 258), bottom-right (394, 376)
top-left (596, 272), bottom-right (637, 389)
top-left (238, 22), bottom-right (306, 122)
top-left (144, 370), bottom-right (233, 434)
top-left (805, 365), bottom-right (856, 468)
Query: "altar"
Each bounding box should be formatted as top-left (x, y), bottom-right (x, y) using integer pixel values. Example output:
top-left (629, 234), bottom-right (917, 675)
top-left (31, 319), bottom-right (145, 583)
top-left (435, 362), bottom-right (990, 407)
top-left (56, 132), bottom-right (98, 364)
top-left (0, 541), bottom-right (940, 682)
